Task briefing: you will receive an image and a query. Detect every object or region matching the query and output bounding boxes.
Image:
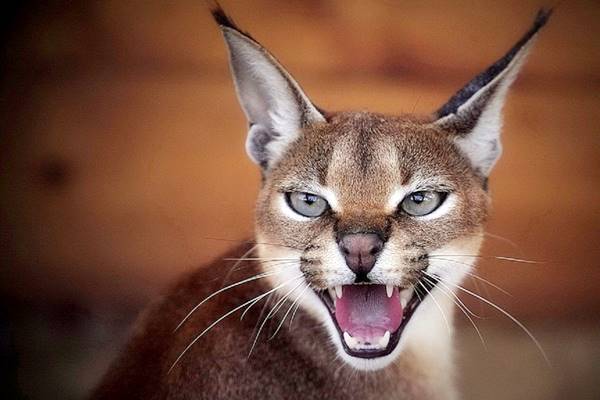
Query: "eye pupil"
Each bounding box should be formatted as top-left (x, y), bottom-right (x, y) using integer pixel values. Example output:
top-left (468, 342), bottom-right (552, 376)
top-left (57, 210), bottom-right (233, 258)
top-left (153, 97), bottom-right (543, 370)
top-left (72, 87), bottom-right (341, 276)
top-left (411, 193), bottom-right (425, 203)
top-left (304, 194), bottom-right (317, 205)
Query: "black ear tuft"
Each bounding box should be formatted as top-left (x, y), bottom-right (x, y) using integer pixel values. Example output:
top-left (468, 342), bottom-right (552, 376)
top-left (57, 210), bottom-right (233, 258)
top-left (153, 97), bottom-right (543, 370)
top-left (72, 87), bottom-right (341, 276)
top-left (435, 8), bottom-right (552, 119)
top-left (210, 3), bottom-right (238, 30)
top-left (211, 1), bottom-right (326, 170)
top-left (432, 8), bottom-right (551, 176)
top-left (210, 2), bottom-right (258, 42)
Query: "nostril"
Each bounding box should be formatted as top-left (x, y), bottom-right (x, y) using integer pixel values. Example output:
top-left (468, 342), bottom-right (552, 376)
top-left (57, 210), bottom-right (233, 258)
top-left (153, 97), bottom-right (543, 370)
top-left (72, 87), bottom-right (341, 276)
top-left (338, 233), bottom-right (385, 277)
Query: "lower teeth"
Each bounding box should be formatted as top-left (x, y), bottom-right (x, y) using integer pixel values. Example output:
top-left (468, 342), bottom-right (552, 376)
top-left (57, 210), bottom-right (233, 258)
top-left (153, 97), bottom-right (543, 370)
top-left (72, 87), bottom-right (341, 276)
top-left (343, 330), bottom-right (391, 350)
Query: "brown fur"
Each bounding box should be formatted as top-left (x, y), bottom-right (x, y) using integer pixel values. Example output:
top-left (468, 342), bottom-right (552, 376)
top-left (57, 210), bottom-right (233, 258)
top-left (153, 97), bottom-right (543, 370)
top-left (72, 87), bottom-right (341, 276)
top-left (92, 244), bottom-right (439, 399)
top-left (92, 6), bottom-right (549, 399)
top-left (256, 112), bottom-right (488, 290)
top-left (92, 111), bottom-right (483, 400)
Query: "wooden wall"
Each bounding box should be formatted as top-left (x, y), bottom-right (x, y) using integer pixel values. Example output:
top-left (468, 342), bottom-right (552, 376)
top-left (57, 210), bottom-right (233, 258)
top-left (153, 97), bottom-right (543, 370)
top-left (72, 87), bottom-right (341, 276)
top-left (1, 0), bottom-right (599, 322)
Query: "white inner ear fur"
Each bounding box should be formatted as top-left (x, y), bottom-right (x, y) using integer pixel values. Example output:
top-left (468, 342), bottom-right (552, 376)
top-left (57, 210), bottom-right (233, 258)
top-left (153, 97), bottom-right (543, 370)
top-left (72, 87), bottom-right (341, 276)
top-left (436, 40), bottom-right (536, 176)
top-left (221, 28), bottom-right (324, 168)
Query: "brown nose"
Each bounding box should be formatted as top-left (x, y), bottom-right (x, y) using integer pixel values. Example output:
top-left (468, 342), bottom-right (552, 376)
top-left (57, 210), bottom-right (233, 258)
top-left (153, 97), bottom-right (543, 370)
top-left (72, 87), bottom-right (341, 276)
top-left (338, 233), bottom-right (384, 281)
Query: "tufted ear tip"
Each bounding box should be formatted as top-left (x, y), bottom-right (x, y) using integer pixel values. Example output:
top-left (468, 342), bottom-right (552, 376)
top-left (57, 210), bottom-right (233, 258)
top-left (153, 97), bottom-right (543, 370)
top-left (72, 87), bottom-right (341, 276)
top-left (533, 8), bottom-right (553, 31)
top-left (210, 2), bottom-right (234, 28)
top-left (210, 2), bottom-right (260, 43)
top-left (212, 4), bottom-right (325, 171)
top-left (435, 8), bottom-right (552, 123)
top-left (433, 9), bottom-right (551, 176)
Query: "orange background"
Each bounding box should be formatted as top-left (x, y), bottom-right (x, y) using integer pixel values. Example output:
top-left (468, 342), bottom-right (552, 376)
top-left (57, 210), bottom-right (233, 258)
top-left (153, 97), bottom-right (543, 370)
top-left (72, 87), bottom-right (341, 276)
top-left (1, 1), bottom-right (599, 399)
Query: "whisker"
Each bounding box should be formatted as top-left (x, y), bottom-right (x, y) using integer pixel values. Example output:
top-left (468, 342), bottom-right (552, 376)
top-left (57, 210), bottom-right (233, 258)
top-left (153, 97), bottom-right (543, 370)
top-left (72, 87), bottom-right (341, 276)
top-left (430, 254), bottom-right (543, 264)
top-left (247, 280), bottom-right (305, 358)
top-left (168, 275), bottom-right (303, 374)
top-left (468, 275), bottom-right (489, 317)
top-left (425, 272), bottom-right (550, 366)
top-left (270, 284), bottom-right (310, 340)
top-left (288, 289), bottom-right (307, 330)
top-left (493, 256), bottom-right (543, 264)
top-left (229, 259), bottom-right (300, 274)
top-left (268, 283), bottom-right (303, 319)
top-left (174, 262), bottom-right (298, 332)
top-left (464, 231), bottom-right (522, 252)
top-left (418, 280), bottom-right (451, 335)
top-left (424, 275), bottom-right (484, 319)
top-left (174, 270), bottom-right (276, 332)
top-left (226, 259), bottom-right (298, 274)
top-left (430, 257), bottom-right (512, 296)
top-left (238, 264), bottom-right (301, 321)
top-left (482, 231), bottom-right (522, 252)
top-left (422, 275), bottom-right (487, 351)
top-left (200, 236), bottom-right (302, 251)
top-left (220, 244), bottom-right (258, 285)
top-left (224, 257), bottom-right (297, 261)
top-left (463, 270), bottom-right (512, 298)
top-left (247, 292), bottom-right (275, 341)
top-left (240, 290), bottom-right (273, 321)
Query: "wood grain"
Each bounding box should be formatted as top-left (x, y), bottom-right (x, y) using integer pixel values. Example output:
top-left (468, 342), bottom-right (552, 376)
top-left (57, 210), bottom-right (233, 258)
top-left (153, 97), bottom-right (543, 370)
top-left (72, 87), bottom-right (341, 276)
top-left (1, 0), bottom-right (598, 322)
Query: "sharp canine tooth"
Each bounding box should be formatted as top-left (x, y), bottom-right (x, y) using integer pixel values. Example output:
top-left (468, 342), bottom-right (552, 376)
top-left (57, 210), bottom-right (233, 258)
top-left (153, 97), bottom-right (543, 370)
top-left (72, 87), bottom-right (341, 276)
top-left (400, 287), bottom-right (413, 308)
top-left (386, 284), bottom-right (394, 298)
top-left (379, 331), bottom-right (390, 348)
top-left (335, 285), bottom-right (343, 299)
top-left (328, 288), bottom-right (336, 302)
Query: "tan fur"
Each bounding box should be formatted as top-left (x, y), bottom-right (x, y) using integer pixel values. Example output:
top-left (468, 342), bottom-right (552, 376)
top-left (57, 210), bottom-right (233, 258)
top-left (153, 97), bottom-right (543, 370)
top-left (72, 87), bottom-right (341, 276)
top-left (257, 112), bottom-right (488, 268)
top-left (92, 7), bottom-right (549, 399)
top-left (93, 246), bottom-right (449, 399)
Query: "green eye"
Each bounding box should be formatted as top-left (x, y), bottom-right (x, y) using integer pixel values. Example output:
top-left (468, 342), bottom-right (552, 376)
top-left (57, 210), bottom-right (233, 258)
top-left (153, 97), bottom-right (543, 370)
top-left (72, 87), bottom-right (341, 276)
top-left (286, 192), bottom-right (329, 218)
top-left (400, 191), bottom-right (447, 217)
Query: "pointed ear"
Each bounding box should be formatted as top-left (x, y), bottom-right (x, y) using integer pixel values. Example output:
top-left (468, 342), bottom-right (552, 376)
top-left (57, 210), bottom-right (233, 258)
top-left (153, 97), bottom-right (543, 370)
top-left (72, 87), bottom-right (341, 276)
top-left (211, 7), bottom-right (326, 170)
top-left (433, 9), bottom-right (551, 176)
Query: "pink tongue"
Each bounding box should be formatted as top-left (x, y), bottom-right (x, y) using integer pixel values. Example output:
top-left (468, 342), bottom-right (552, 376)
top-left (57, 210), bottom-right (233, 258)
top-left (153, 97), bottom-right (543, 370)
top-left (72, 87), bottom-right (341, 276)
top-left (335, 285), bottom-right (403, 339)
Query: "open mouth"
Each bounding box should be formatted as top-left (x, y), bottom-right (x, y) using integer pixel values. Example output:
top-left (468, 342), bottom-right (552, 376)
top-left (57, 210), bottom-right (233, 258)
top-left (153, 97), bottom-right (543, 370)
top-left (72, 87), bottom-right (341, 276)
top-left (317, 280), bottom-right (436, 358)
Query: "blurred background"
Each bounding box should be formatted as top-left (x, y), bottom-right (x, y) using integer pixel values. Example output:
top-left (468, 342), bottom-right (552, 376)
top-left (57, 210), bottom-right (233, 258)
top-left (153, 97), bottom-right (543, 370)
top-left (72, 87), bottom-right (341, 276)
top-left (1, 0), bottom-right (599, 399)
